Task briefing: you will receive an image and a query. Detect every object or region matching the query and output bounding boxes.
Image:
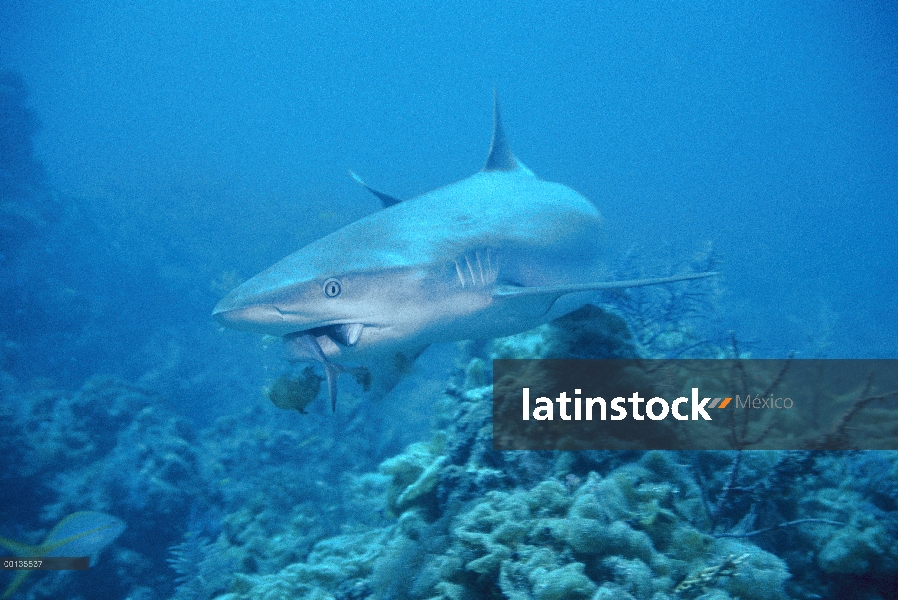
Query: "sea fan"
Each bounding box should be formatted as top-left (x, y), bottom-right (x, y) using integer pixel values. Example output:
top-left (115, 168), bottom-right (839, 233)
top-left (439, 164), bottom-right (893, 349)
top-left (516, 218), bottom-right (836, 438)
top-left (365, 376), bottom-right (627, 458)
top-left (167, 535), bottom-right (233, 600)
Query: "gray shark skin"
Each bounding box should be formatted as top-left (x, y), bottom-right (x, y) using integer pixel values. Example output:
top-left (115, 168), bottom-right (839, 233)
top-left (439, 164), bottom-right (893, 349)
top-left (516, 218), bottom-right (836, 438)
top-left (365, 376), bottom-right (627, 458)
top-left (213, 99), bottom-right (716, 410)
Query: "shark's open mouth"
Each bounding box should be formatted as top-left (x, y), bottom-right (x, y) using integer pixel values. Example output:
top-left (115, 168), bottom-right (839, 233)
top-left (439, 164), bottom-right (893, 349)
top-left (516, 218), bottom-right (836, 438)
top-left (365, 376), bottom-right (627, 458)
top-left (305, 322), bottom-right (364, 347)
top-left (284, 323), bottom-right (364, 365)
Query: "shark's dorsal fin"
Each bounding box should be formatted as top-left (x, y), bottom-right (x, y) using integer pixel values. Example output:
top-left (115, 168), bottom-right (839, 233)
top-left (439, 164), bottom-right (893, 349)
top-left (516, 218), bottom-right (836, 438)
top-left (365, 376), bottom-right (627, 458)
top-left (483, 93), bottom-right (534, 176)
top-left (349, 170), bottom-right (403, 208)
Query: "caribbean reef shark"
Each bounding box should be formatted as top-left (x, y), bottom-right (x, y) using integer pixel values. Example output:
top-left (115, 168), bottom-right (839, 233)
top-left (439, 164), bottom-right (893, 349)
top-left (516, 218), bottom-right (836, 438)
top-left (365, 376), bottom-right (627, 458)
top-left (213, 98), bottom-right (716, 410)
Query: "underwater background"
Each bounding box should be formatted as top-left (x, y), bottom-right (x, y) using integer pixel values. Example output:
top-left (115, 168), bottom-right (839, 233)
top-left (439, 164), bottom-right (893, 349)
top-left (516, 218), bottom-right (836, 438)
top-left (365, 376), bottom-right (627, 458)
top-left (1, 1), bottom-right (896, 599)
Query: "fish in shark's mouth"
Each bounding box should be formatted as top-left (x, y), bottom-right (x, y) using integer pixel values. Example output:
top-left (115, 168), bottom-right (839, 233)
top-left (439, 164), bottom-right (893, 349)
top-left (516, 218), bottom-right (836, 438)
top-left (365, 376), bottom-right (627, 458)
top-left (283, 324), bottom-right (367, 411)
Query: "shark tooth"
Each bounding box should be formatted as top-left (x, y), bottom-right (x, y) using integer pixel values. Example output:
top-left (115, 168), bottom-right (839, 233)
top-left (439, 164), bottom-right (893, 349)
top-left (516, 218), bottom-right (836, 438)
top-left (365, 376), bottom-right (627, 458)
top-left (334, 323), bottom-right (364, 346)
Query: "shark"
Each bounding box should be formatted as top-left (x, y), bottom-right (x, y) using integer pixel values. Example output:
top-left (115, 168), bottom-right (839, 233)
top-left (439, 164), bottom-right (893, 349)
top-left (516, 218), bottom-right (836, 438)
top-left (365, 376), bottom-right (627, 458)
top-left (213, 98), bottom-right (716, 410)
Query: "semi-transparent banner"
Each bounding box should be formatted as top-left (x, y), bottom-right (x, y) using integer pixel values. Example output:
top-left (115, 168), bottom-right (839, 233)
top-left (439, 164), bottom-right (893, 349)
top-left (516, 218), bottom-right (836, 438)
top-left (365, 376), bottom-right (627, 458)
top-left (492, 359), bottom-right (898, 450)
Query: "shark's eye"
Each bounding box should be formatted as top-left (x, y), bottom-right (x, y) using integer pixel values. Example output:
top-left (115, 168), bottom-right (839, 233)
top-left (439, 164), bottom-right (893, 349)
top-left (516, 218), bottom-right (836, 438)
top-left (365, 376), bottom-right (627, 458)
top-left (323, 278), bottom-right (342, 298)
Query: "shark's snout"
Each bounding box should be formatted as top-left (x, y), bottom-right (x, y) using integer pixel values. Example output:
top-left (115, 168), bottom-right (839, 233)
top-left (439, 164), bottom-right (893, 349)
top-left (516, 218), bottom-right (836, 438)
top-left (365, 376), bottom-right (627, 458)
top-left (212, 301), bottom-right (290, 334)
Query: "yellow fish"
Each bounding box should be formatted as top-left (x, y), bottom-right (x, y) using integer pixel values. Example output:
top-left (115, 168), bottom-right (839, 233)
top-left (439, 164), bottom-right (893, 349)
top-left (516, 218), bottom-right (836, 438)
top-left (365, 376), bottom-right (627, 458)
top-left (0, 511), bottom-right (125, 598)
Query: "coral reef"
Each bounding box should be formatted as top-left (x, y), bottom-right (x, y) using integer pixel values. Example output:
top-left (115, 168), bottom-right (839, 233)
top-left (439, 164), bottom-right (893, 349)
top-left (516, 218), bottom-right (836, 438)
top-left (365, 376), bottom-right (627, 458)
top-left (212, 384), bottom-right (802, 600)
top-left (196, 296), bottom-right (896, 600)
top-left (2, 280), bottom-right (896, 600)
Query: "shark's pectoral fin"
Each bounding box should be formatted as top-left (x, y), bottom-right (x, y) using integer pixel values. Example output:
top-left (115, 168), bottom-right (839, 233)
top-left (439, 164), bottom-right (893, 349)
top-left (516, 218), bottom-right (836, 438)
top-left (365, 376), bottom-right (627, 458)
top-left (493, 271), bottom-right (719, 302)
top-left (349, 170), bottom-right (403, 208)
top-left (361, 345), bottom-right (430, 399)
top-left (488, 289), bottom-right (562, 320)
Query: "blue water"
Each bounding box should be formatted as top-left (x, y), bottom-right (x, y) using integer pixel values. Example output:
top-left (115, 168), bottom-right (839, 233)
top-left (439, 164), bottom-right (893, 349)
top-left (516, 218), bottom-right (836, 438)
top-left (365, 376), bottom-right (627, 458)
top-left (1, 1), bottom-right (896, 599)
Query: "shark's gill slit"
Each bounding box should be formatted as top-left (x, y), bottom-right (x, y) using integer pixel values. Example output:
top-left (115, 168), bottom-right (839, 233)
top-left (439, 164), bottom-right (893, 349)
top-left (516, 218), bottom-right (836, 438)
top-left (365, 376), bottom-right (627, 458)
top-left (455, 261), bottom-right (466, 288)
top-left (464, 255), bottom-right (476, 284)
